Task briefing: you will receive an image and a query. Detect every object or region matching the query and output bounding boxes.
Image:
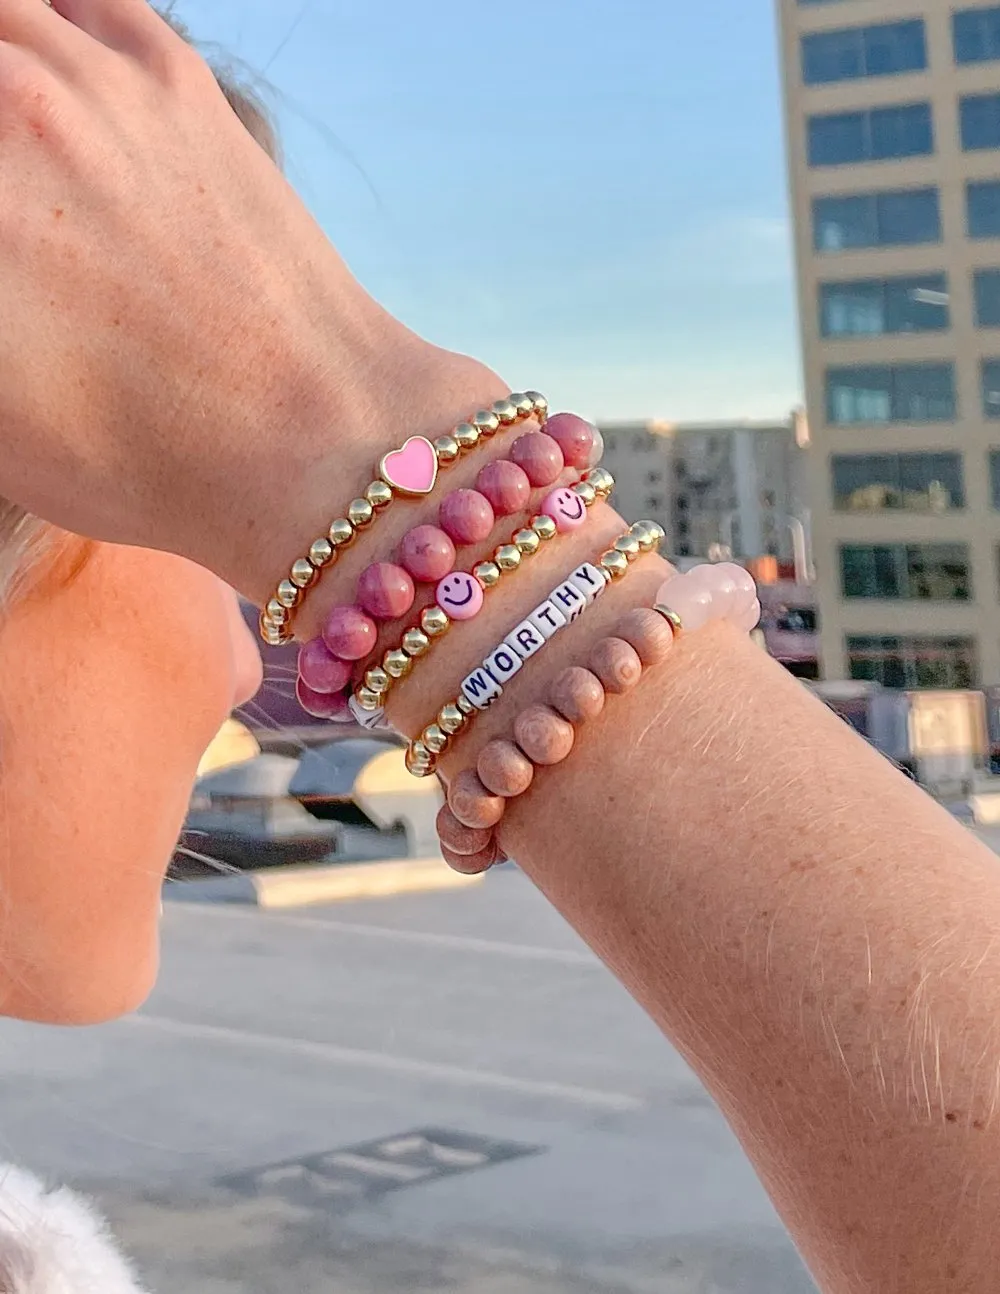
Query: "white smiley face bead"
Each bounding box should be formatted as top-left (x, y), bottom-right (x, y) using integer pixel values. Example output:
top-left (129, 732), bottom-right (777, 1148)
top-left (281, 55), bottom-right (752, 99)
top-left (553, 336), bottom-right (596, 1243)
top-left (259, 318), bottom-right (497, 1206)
top-left (542, 487), bottom-right (588, 533)
top-left (435, 570), bottom-right (485, 621)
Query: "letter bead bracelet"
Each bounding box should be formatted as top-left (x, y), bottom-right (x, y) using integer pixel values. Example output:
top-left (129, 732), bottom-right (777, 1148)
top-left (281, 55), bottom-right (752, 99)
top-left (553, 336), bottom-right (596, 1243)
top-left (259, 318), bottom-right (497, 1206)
top-left (260, 391), bottom-right (551, 646)
top-left (435, 563), bottom-right (760, 873)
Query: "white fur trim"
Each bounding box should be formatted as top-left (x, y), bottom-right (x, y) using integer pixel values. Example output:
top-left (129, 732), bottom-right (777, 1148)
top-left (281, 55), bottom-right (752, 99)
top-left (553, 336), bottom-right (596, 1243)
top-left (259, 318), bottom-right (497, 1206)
top-left (0, 1163), bottom-right (147, 1294)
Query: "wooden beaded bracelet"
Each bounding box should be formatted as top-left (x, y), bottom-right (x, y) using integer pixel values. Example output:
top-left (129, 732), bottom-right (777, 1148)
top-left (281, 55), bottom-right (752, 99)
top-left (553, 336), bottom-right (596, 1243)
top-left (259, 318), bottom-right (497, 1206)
top-left (404, 517), bottom-right (666, 779)
top-left (259, 391), bottom-right (548, 646)
top-left (435, 562), bottom-right (761, 873)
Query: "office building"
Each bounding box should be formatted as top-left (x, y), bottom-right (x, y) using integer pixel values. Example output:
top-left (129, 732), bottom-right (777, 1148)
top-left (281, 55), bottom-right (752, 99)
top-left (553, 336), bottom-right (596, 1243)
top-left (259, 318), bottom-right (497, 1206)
top-left (778, 0), bottom-right (1000, 688)
top-left (599, 416), bottom-right (808, 563)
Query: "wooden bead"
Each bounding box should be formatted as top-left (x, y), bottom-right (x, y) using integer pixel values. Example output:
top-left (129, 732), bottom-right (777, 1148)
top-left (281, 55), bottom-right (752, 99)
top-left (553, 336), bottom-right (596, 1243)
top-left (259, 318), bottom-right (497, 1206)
top-left (441, 842), bottom-right (500, 876)
top-left (615, 607), bottom-right (676, 667)
top-left (478, 739), bottom-right (535, 798)
top-left (448, 769), bottom-right (506, 829)
top-left (550, 666), bottom-right (606, 725)
top-left (436, 804), bottom-right (496, 856)
top-left (589, 637), bottom-right (643, 695)
top-left (514, 705), bottom-right (575, 767)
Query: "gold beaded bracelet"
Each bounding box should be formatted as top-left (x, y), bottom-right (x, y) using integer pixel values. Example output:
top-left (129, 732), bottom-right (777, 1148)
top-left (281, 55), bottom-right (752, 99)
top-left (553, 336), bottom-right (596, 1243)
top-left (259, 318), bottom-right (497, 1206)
top-left (259, 391), bottom-right (549, 646)
top-left (351, 467), bottom-right (616, 720)
top-left (404, 516), bottom-right (665, 778)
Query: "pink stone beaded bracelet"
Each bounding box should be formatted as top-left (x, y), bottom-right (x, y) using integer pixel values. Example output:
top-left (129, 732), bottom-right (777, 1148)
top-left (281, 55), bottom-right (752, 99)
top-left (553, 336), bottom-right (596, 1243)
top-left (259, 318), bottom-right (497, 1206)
top-left (404, 517), bottom-right (665, 779)
top-left (261, 391), bottom-right (551, 647)
top-left (436, 562), bottom-right (760, 873)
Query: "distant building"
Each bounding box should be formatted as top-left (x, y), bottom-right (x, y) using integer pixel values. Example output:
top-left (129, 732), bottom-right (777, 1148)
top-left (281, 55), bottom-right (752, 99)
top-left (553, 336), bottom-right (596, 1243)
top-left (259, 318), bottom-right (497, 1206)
top-left (598, 415), bottom-right (809, 562)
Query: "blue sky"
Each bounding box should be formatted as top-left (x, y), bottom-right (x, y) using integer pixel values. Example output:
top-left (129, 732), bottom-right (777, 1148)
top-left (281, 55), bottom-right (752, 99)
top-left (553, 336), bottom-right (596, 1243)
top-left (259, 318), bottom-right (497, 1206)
top-left (175, 0), bottom-right (802, 422)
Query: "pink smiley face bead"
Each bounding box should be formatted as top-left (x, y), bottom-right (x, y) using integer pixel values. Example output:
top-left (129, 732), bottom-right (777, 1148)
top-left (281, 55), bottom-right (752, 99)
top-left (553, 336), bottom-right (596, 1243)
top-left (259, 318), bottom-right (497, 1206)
top-left (436, 571), bottom-right (485, 621)
top-left (543, 487), bottom-right (588, 533)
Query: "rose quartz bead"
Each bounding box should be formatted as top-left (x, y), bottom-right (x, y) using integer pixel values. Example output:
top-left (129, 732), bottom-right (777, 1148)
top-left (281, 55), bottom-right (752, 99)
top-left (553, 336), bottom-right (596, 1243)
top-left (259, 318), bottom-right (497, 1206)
top-left (478, 739), bottom-right (535, 798)
top-left (357, 562), bottom-right (415, 621)
top-left (589, 637), bottom-right (643, 695)
top-left (544, 412), bottom-right (597, 469)
top-left (658, 574), bottom-right (715, 633)
top-left (717, 562), bottom-right (759, 616)
top-left (298, 638), bottom-right (352, 695)
top-left (441, 841), bottom-right (500, 876)
top-left (322, 604), bottom-right (378, 661)
top-left (475, 460), bottom-right (531, 516)
top-left (439, 489), bottom-right (495, 546)
top-left (296, 677), bottom-right (353, 722)
top-left (550, 667), bottom-right (606, 725)
top-left (738, 598), bottom-right (762, 633)
top-left (509, 432), bottom-right (564, 487)
top-left (614, 607), bottom-right (676, 666)
top-left (400, 525), bottom-right (456, 584)
top-left (448, 769), bottom-right (506, 830)
top-left (514, 705), bottom-right (575, 767)
top-left (435, 804), bottom-right (496, 856)
top-left (542, 486), bottom-right (588, 532)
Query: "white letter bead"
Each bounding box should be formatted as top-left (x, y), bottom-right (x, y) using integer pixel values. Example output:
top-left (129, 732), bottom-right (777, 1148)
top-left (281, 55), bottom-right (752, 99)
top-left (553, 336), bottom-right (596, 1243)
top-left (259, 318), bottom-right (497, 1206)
top-left (461, 665), bottom-right (503, 711)
top-left (529, 600), bottom-right (567, 640)
top-left (485, 643), bottom-right (523, 684)
top-left (569, 562), bottom-right (607, 603)
top-left (550, 581), bottom-right (587, 623)
top-left (349, 695), bottom-right (389, 730)
top-left (506, 620), bottom-right (545, 661)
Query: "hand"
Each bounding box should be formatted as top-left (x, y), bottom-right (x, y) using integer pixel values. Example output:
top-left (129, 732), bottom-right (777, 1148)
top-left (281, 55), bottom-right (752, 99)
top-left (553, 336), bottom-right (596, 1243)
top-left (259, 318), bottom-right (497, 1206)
top-left (0, 0), bottom-right (495, 597)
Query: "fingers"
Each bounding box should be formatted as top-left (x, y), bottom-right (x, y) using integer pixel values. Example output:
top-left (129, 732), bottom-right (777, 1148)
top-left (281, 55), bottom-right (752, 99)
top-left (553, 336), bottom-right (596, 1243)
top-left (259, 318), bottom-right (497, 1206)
top-left (46, 0), bottom-right (175, 56)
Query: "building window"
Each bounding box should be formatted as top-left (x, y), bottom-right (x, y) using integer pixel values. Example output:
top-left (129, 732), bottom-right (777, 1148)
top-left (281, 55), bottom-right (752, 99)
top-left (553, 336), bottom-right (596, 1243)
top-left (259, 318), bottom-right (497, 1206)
top-left (826, 362), bottom-right (956, 424)
top-left (813, 187), bottom-right (940, 250)
top-left (832, 452), bottom-right (965, 511)
top-left (820, 273), bottom-right (949, 336)
top-left (989, 451), bottom-right (1000, 506)
top-left (968, 180), bottom-right (1000, 238)
top-left (961, 93), bottom-right (1000, 150)
top-left (802, 20), bottom-right (927, 84)
top-left (847, 636), bottom-right (977, 689)
top-left (841, 544), bottom-right (971, 601)
top-left (646, 470), bottom-right (663, 485)
top-left (808, 103), bottom-right (933, 166)
top-left (954, 7), bottom-right (1000, 64)
top-left (975, 270), bottom-right (1000, 326)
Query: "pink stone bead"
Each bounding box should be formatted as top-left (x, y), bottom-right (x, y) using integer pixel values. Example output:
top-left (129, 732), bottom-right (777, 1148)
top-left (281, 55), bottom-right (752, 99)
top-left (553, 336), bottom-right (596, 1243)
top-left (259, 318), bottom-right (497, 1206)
top-left (589, 637), bottom-right (643, 695)
top-left (685, 563), bottom-right (741, 624)
top-left (509, 432), bottom-right (564, 487)
top-left (439, 489), bottom-right (495, 546)
top-left (550, 667), bottom-right (606, 725)
top-left (717, 562), bottom-right (759, 616)
top-left (448, 769), bottom-right (505, 830)
top-left (614, 608), bottom-right (676, 666)
top-left (357, 562), bottom-right (415, 621)
top-left (658, 574), bottom-right (715, 633)
top-left (542, 485), bottom-right (588, 532)
top-left (478, 739), bottom-right (535, 798)
top-left (297, 638), bottom-right (352, 695)
top-left (738, 598), bottom-right (762, 633)
top-left (544, 412), bottom-right (597, 469)
top-left (476, 459), bottom-right (531, 517)
top-left (585, 424), bottom-right (605, 468)
top-left (322, 604), bottom-right (378, 661)
top-left (441, 841), bottom-right (500, 876)
top-left (514, 705), bottom-right (576, 767)
top-left (435, 804), bottom-right (496, 856)
top-left (400, 525), bottom-right (456, 584)
top-left (436, 570), bottom-right (484, 621)
top-left (296, 677), bottom-right (353, 722)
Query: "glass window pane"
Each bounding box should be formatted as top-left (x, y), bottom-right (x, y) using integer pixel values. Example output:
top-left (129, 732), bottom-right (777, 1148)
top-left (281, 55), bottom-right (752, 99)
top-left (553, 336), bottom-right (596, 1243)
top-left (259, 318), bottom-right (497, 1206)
top-left (954, 7), bottom-right (1000, 64)
top-left (820, 281), bottom-right (884, 335)
top-left (870, 103), bottom-right (933, 160)
top-left (906, 544), bottom-right (971, 601)
top-left (898, 452), bottom-right (965, 509)
top-left (991, 450), bottom-right (1000, 507)
top-left (813, 194), bottom-right (878, 249)
top-left (968, 180), bottom-right (1000, 237)
top-left (802, 30), bottom-right (864, 83)
top-left (841, 545), bottom-right (884, 598)
top-left (884, 274), bottom-right (950, 331)
top-left (892, 363), bottom-right (956, 420)
top-left (821, 275), bottom-right (949, 336)
top-left (975, 269), bottom-right (1000, 325)
top-left (832, 453), bottom-right (901, 508)
top-left (809, 111), bottom-right (867, 166)
top-left (877, 188), bottom-right (941, 244)
top-left (962, 93), bottom-right (1000, 150)
top-left (983, 359), bottom-right (1000, 417)
top-left (865, 19), bottom-right (926, 75)
top-left (827, 366), bottom-right (892, 423)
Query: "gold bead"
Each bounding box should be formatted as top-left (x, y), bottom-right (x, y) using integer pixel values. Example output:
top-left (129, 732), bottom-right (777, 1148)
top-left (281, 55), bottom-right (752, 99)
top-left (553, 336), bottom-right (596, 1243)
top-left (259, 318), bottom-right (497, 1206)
top-left (405, 742), bottom-right (436, 777)
top-left (290, 558), bottom-right (318, 589)
top-left (615, 533), bottom-right (642, 560)
top-left (531, 514), bottom-right (557, 541)
top-left (329, 518), bottom-right (355, 548)
top-left (275, 579), bottom-right (302, 610)
top-left (456, 694), bottom-right (476, 715)
top-left (510, 392), bottom-right (533, 419)
top-left (573, 480), bottom-right (597, 507)
top-left (259, 616), bottom-right (287, 646)
top-left (309, 537), bottom-right (335, 568)
top-left (654, 605), bottom-right (684, 636)
top-left (492, 397), bottom-right (518, 425)
top-left (356, 686), bottom-right (383, 712)
top-left (587, 467), bottom-right (615, 499)
top-left (472, 410), bottom-right (500, 436)
top-left (454, 422), bottom-right (481, 452)
top-left (494, 544), bottom-right (522, 572)
top-left (265, 599), bottom-right (289, 625)
top-left (364, 667), bottom-right (390, 694)
top-left (647, 521), bottom-right (666, 546)
top-left (473, 560), bottom-right (502, 589)
top-left (600, 549), bottom-right (630, 580)
top-left (383, 649), bottom-right (413, 680)
top-left (438, 703), bottom-right (467, 736)
top-left (421, 605), bottom-right (451, 637)
top-left (366, 480), bottom-right (393, 509)
top-left (513, 527), bottom-right (541, 556)
top-left (348, 497), bottom-right (375, 528)
top-left (402, 628), bottom-right (431, 658)
top-left (526, 391), bottom-right (548, 422)
top-left (422, 724), bottom-right (449, 755)
top-left (435, 434), bottom-right (461, 464)
top-left (631, 521), bottom-right (657, 553)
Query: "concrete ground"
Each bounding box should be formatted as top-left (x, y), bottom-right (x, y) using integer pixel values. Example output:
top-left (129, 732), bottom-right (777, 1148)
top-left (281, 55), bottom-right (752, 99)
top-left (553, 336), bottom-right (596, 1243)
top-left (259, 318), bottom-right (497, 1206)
top-left (0, 870), bottom-right (814, 1293)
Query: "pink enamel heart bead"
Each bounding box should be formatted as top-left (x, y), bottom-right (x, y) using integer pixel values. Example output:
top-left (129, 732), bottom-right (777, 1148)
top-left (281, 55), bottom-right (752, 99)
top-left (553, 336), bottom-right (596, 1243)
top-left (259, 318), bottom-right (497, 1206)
top-left (379, 436), bottom-right (438, 497)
